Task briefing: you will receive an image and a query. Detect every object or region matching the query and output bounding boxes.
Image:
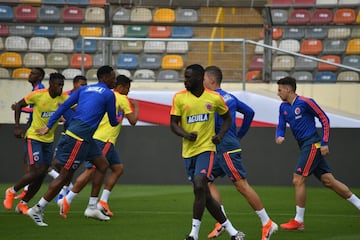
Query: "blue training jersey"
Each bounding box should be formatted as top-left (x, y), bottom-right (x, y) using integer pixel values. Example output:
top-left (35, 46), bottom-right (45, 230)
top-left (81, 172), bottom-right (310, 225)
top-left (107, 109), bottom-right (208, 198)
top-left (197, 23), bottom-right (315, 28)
top-left (47, 82), bottom-right (118, 136)
top-left (214, 89), bottom-right (254, 138)
top-left (214, 89), bottom-right (254, 152)
top-left (276, 95), bottom-right (330, 146)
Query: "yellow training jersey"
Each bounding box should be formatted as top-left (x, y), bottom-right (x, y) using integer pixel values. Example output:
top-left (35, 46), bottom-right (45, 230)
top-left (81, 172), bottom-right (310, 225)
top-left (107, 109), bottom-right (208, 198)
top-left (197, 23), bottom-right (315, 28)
top-left (24, 89), bottom-right (69, 143)
top-left (93, 91), bottom-right (133, 145)
top-left (170, 89), bottom-right (228, 158)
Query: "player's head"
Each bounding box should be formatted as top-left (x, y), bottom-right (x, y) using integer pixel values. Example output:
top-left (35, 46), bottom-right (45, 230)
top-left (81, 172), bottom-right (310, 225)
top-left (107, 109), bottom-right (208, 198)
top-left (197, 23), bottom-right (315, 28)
top-left (277, 76), bottom-right (297, 102)
top-left (49, 73), bottom-right (65, 97)
top-left (115, 75), bottom-right (132, 95)
top-left (184, 64), bottom-right (204, 92)
top-left (72, 75), bottom-right (87, 90)
top-left (28, 68), bottom-right (45, 85)
top-left (204, 65), bottom-right (222, 89)
top-left (97, 65), bottom-right (116, 89)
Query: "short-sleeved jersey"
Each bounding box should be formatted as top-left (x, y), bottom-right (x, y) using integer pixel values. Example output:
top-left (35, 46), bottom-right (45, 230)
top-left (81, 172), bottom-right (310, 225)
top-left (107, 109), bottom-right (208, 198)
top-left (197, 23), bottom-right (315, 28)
top-left (276, 95), bottom-right (330, 146)
top-left (93, 91), bottom-right (133, 144)
top-left (170, 89), bottom-right (228, 158)
top-left (24, 89), bottom-right (68, 143)
top-left (22, 82), bottom-right (46, 121)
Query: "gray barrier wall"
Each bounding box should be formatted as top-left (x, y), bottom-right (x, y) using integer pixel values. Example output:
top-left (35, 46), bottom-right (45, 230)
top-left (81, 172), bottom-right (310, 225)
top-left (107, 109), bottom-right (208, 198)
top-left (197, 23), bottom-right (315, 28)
top-left (0, 124), bottom-right (359, 187)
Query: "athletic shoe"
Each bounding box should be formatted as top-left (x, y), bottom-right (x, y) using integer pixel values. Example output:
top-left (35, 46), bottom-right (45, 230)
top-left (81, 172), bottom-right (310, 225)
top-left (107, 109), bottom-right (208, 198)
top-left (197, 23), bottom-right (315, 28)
top-left (84, 206), bottom-right (110, 221)
top-left (230, 231), bottom-right (246, 240)
top-left (280, 219), bottom-right (304, 230)
top-left (57, 198), bottom-right (70, 219)
top-left (15, 202), bottom-right (29, 214)
top-left (208, 222), bottom-right (225, 238)
top-left (3, 188), bottom-right (16, 210)
top-left (27, 205), bottom-right (48, 227)
top-left (98, 200), bottom-right (114, 217)
top-left (15, 190), bottom-right (28, 200)
top-left (184, 236), bottom-right (195, 240)
top-left (261, 220), bottom-right (278, 240)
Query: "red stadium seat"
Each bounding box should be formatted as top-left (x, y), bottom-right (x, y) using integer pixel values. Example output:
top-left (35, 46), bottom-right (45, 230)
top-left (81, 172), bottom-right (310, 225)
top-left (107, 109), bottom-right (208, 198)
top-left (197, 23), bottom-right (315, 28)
top-left (149, 26), bottom-right (171, 38)
top-left (310, 9), bottom-right (333, 24)
top-left (15, 5), bottom-right (37, 22)
top-left (288, 9), bottom-right (311, 25)
top-left (300, 39), bottom-right (323, 55)
top-left (62, 6), bottom-right (84, 23)
top-left (333, 8), bottom-right (355, 24)
top-left (70, 53), bottom-right (92, 69)
top-left (318, 55), bottom-right (340, 71)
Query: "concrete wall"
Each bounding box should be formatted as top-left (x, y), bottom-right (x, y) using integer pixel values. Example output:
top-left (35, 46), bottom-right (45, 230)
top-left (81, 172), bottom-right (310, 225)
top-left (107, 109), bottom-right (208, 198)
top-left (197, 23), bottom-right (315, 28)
top-left (1, 124), bottom-right (359, 187)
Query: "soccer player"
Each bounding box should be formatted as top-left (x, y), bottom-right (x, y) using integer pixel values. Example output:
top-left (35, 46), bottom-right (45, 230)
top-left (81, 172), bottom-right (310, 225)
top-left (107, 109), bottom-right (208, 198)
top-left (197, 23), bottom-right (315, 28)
top-left (3, 73), bottom-right (67, 214)
top-left (54, 75), bottom-right (88, 202)
top-left (275, 76), bottom-right (360, 230)
top-left (170, 64), bottom-right (245, 240)
top-left (27, 65), bottom-right (120, 226)
top-left (204, 66), bottom-right (278, 240)
top-left (58, 74), bottom-right (139, 219)
top-left (11, 67), bottom-right (46, 200)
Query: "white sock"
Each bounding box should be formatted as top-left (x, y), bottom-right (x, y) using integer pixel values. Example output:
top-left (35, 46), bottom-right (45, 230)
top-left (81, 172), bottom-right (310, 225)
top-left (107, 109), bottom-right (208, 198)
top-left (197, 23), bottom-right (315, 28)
top-left (88, 197), bottom-right (98, 207)
top-left (68, 182), bottom-right (74, 191)
top-left (294, 205), bottom-right (305, 223)
top-left (255, 208), bottom-right (270, 226)
top-left (222, 219), bottom-right (238, 236)
top-left (100, 189), bottom-right (111, 202)
top-left (189, 218), bottom-right (201, 240)
top-left (347, 194), bottom-right (360, 209)
top-left (59, 186), bottom-right (68, 196)
top-left (24, 185), bottom-right (29, 191)
top-left (66, 191), bottom-right (78, 204)
top-left (37, 197), bottom-right (49, 210)
top-left (48, 169), bottom-right (59, 179)
top-left (10, 186), bottom-right (16, 193)
top-left (220, 205), bottom-right (227, 217)
top-left (20, 200), bottom-right (27, 204)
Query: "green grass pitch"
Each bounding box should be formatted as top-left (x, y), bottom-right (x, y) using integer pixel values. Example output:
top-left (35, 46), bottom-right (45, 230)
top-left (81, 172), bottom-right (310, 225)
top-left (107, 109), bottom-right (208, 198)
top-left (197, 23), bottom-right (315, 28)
top-left (0, 184), bottom-right (359, 240)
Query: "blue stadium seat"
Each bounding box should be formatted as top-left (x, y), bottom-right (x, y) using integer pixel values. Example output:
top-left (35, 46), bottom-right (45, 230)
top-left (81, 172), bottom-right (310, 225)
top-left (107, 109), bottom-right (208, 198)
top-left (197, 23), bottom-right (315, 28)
top-left (116, 54), bottom-right (139, 70)
top-left (0, 6), bottom-right (13, 22)
top-left (34, 26), bottom-right (56, 38)
top-left (75, 38), bottom-right (97, 53)
top-left (171, 27), bottom-right (193, 38)
top-left (314, 71), bottom-right (337, 82)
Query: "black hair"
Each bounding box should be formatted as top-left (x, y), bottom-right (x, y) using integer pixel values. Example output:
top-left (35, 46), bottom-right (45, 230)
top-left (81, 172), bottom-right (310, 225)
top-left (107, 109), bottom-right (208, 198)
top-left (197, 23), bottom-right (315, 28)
top-left (277, 76), bottom-right (297, 92)
top-left (73, 75), bottom-right (87, 84)
top-left (49, 72), bottom-right (65, 82)
top-left (97, 65), bottom-right (113, 80)
top-left (116, 74), bottom-right (132, 86)
top-left (205, 65), bottom-right (223, 84)
top-left (33, 67), bottom-right (45, 80)
top-left (186, 64), bottom-right (204, 78)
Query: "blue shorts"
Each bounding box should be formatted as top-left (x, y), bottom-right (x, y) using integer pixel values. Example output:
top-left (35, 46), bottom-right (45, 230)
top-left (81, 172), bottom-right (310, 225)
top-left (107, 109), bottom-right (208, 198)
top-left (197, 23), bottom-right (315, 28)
top-left (184, 151), bottom-right (214, 182)
top-left (54, 133), bottom-right (102, 172)
top-left (210, 150), bottom-right (247, 183)
top-left (85, 139), bottom-right (122, 169)
top-left (296, 142), bottom-right (331, 180)
top-left (25, 138), bottom-right (53, 166)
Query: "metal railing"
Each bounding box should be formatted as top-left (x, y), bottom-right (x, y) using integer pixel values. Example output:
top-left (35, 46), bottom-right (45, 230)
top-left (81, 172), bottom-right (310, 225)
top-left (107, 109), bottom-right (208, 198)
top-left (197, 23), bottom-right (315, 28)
top-left (81, 36), bottom-right (360, 89)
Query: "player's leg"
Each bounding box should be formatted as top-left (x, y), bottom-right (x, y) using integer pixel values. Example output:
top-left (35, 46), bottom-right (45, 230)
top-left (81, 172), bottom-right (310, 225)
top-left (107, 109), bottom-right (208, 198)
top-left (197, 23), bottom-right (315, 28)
top-left (98, 163), bottom-right (124, 216)
top-left (58, 166), bottom-right (95, 218)
top-left (83, 155), bottom-right (110, 221)
top-left (320, 172), bottom-right (360, 211)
